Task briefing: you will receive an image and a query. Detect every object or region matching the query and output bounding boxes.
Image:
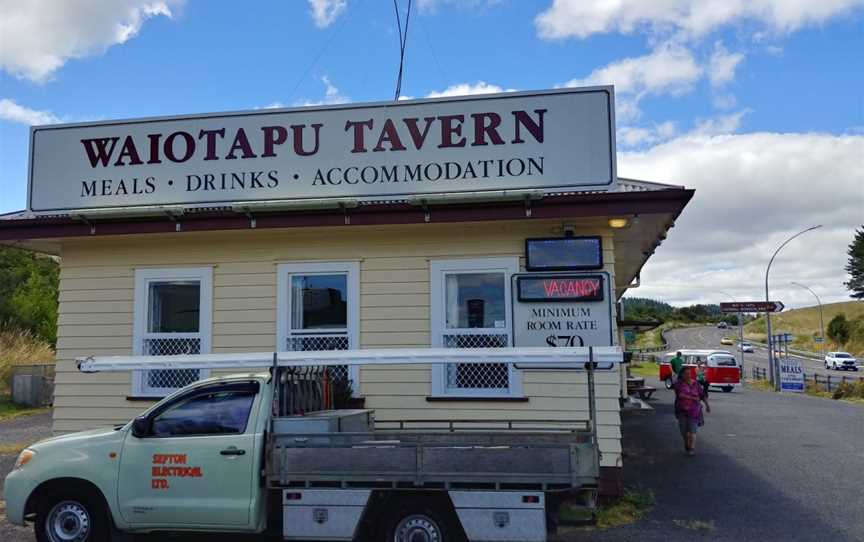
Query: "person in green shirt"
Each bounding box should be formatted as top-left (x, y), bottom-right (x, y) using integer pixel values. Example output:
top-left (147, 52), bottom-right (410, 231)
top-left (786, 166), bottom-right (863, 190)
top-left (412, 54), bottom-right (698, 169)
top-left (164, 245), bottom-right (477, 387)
top-left (696, 359), bottom-right (709, 396)
top-left (670, 351), bottom-right (684, 382)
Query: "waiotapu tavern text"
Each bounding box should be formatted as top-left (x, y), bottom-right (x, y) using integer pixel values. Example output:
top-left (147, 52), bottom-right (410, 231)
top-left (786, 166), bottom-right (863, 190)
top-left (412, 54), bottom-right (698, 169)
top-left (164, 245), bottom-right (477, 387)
top-left (75, 110), bottom-right (547, 199)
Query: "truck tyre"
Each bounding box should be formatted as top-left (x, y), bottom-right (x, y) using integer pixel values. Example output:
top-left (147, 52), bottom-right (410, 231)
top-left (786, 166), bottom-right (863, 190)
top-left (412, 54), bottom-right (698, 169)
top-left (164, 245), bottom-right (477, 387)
top-left (34, 488), bottom-right (108, 542)
top-left (722, 386), bottom-right (733, 393)
top-left (383, 499), bottom-right (464, 542)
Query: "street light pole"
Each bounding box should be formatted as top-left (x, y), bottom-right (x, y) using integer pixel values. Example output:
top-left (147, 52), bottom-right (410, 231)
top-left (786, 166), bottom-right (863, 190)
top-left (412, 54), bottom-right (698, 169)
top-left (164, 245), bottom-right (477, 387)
top-left (765, 225), bottom-right (822, 391)
top-left (790, 282), bottom-right (825, 357)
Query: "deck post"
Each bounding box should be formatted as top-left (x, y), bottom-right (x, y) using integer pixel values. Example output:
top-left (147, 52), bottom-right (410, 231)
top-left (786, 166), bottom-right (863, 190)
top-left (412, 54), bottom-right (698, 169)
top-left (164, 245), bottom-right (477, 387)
top-left (586, 346), bottom-right (601, 472)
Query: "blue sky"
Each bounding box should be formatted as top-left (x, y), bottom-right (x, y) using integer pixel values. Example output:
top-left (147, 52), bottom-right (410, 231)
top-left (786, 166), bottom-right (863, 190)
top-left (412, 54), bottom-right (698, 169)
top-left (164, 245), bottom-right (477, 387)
top-left (1, 0), bottom-right (862, 306)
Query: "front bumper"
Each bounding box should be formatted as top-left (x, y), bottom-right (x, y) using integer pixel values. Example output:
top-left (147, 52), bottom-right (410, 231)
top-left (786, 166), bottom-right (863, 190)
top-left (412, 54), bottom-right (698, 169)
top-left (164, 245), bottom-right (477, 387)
top-left (3, 468), bottom-right (38, 525)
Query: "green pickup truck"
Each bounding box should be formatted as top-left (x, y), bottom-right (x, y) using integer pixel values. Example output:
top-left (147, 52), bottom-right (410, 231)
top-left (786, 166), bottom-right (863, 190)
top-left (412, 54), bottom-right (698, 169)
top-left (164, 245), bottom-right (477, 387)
top-left (5, 347), bottom-right (615, 542)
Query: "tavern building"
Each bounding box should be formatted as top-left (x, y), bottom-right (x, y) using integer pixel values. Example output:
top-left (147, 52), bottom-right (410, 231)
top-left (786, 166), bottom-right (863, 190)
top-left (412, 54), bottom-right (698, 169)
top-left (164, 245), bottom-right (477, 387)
top-left (0, 87), bottom-right (693, 495)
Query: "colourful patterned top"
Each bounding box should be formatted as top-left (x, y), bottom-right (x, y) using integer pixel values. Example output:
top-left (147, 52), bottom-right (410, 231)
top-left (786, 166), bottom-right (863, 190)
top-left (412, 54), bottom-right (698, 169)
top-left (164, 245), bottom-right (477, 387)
top-left (674, 379), bottom-right (705, 420)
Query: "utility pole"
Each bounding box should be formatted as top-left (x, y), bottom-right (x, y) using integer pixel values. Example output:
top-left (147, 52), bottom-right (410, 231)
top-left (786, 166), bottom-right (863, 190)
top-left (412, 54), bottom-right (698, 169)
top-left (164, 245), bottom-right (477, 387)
top-left (790, 282), bottom-right (825, 357)
top-left (765, 226), bottom-right (822, 391)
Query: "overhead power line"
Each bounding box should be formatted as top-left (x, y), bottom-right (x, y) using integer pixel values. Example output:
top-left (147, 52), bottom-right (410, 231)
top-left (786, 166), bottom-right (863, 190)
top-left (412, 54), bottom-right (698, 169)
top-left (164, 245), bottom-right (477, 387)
top-left (393, 0), bottom-right (412, 101)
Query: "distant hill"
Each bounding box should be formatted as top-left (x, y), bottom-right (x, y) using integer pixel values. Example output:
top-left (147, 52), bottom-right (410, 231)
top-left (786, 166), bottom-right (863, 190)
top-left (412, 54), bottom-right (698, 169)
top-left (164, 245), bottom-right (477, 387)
top-left (745, 301), bottom-right (864, 356)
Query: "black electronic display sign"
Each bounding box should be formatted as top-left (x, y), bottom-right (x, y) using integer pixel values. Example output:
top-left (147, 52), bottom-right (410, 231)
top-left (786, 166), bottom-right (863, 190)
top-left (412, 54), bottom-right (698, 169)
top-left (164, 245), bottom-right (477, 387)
top-left (525, 236), bottom-right (603, 271)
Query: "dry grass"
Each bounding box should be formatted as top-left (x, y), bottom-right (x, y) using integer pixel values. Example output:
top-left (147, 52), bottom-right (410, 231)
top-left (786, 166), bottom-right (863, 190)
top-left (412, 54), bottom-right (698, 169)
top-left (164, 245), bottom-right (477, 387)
top-left (0, 442), bottom-right (29, 455)
top-left (673, 518), bottom-right (716, 532)
top-left (0, 327), bottom-right (55, 392)
top-left (595, 486), bottom-right (656, 529)
top-left (745, 301), bottom-right (864, 355)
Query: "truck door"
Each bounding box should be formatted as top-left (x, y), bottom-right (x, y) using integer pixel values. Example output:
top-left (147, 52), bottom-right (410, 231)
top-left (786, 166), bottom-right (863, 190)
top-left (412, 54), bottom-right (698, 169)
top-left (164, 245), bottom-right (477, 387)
top-left (117, 381), bottom-right (260, 528)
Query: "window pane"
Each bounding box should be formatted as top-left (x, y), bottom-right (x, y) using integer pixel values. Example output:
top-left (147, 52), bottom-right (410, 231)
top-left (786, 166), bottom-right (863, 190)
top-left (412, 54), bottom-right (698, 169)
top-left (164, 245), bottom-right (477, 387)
top-left (148, 281), bottom-right (200, 333)
top-left (291, 274), bottom-right (347, 329)
top-left (151, 390), bottom-right (255, 436)
top-left (445, 273), bottom-right (506, 329)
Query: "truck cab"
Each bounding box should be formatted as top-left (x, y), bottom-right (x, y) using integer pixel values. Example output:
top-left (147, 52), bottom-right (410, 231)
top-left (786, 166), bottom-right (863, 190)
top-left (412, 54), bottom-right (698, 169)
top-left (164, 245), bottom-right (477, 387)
top-left (5, 373), bottom-right (273, 540)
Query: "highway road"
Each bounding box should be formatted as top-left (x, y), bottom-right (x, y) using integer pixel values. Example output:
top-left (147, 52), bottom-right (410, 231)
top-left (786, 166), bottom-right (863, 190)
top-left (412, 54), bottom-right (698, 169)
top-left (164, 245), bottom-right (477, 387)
top-left (664, 325), bottom-right (862, 382)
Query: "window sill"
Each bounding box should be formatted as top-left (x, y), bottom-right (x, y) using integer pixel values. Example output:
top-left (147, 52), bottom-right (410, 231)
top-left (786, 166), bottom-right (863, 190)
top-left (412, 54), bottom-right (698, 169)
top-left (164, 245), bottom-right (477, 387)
top-left (426, 396), bottom-right (529, 403)
top-left (126, 396), bottom-right (162, 402)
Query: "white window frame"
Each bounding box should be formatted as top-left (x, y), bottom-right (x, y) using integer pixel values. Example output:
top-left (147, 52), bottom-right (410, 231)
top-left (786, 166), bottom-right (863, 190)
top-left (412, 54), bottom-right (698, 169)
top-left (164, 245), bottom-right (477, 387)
top-left (132, 267), bottom-right (213, 397)
top-left (430, 257), bottom-right (522, 398)
top-left (276, 262), bottom-right (361, 390)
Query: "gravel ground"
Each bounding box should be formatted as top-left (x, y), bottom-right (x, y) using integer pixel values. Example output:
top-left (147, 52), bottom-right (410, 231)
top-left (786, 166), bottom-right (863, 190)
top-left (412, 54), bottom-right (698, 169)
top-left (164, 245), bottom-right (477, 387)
top-left (0, 411), bottom-right (52, 542)
top-left (2, 387), bottom-right (862, 542)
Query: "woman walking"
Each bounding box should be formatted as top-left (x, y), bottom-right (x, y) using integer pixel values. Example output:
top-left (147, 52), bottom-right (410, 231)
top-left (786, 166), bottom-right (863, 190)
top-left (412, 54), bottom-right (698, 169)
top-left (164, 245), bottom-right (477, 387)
top-left (673, 367), bottom-right (710, 456)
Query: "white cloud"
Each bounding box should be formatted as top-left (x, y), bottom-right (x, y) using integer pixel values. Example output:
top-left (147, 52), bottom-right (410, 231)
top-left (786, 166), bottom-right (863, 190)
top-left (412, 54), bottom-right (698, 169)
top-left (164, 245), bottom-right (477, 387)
top-left (426, 81), bottom-right (515, 98)
top-left (708, 42), bottom-right (744, 87)
top-left (618, 121), bottom-right (678, 148)
top-left (0, 0), bottom-right (181, 82)
top-left (0, 98), bottom-right (60, 125)
top-left (563, 43), bottom-right (702, 122)
top-left (535, 0), bottom-right (864, 40)
top-left (307, 0), bottom-right (347, 28)
top-left (691, 109), bottom-right (751, 135)
top-left (619, 132), bottom-right (864, 305)
top-left (294, 76), bottom-right (350, 106)
top-left (564, 44), bottom-right (702, 97)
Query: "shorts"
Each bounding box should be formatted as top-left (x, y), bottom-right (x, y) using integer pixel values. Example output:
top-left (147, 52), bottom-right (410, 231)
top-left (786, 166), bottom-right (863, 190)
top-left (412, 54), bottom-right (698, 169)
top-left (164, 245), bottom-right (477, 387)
top-left (677, 415), bottom-right (699, 435)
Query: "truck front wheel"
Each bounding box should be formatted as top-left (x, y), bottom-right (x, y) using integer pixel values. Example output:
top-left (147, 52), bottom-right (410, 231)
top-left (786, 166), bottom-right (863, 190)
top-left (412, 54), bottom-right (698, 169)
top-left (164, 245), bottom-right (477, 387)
top-left (34, 488), bottom-right (108, 542)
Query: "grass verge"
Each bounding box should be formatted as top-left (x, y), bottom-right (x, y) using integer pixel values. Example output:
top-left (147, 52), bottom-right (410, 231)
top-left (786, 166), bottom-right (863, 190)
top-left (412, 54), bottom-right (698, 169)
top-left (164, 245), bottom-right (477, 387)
top-left (629, 362), bottom-right (658, 379)
top-left (0, 442), bottom-right (28, 455)
top-left (0, 396), bottom-right (49, 422)
top-left (559, 486), bottom-right (655, 530)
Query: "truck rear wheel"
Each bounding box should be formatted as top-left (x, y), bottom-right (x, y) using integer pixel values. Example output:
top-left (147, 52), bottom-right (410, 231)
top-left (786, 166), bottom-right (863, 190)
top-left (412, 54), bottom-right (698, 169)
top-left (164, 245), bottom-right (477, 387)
top-left (34, 488), bottom-right (108, 542)
top-left (382, 498), bottom-right (464, 542)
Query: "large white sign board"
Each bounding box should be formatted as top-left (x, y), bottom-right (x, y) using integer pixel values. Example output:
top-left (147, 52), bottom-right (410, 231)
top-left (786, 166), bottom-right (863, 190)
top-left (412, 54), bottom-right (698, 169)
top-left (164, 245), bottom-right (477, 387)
top-left (28, 88), bottom-right (616, 213)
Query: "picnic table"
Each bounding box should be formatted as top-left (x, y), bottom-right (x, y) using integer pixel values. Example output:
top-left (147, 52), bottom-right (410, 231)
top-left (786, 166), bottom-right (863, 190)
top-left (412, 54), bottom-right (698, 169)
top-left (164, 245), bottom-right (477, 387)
top-left (627, 376), bottom-right (656, 400)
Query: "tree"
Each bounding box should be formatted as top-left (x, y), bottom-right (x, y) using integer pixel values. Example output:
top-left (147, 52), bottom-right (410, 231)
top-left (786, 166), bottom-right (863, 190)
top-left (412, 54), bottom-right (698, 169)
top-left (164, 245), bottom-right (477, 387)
top-left (0, 247), bottom-right (59, 345)
top-left (845, 226), bottom-right (864, 299)
top-left (827, 314), bottom-right (851, 346)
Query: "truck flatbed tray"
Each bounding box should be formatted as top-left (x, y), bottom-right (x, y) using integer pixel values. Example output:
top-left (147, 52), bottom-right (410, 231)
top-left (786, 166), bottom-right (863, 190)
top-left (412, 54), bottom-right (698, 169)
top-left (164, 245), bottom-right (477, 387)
top-left (267, 420), bottom-right (598, 491)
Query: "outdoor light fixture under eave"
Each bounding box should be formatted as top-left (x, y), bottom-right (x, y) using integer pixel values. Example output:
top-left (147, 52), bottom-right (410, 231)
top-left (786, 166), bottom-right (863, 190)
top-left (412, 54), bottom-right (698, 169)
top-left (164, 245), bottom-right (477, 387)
top-left (231, 198), bottom-right (359, 213)
top-left (607, 217), bottom-right (630, 229)
top-left (408, 189), bottom-right (544, 206)
top-left (72, 205), bottom-right (187, 219)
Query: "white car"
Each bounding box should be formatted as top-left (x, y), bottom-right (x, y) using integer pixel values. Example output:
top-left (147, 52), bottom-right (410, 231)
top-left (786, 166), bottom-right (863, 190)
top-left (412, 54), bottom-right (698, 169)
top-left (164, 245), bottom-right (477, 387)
top-left (737, 342), bottom-right (754, 353)
top-left (824, 351), bottom-right (859, 371)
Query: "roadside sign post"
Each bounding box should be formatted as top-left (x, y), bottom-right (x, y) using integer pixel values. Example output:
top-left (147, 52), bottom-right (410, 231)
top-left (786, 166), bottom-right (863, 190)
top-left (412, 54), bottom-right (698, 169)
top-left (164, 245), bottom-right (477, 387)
top-left (720, 301), bottom-right (785, 389)
top-left (775, 333), bottom-right (803, 392)
top-left (737, 311), bottom-right (744, 378)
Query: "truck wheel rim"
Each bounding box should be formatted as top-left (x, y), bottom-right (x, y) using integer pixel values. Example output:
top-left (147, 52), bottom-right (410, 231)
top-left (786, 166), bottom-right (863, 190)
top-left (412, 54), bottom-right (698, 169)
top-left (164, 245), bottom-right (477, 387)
top-left (394, 514), bottom-right (442, 542)
top-left (47, 501), bottom-right (90, 542)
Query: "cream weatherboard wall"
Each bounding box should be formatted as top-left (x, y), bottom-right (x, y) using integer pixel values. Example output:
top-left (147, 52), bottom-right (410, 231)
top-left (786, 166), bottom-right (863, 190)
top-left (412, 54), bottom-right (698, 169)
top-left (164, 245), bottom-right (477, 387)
top-left (53, 219), bottom-right (623, 468)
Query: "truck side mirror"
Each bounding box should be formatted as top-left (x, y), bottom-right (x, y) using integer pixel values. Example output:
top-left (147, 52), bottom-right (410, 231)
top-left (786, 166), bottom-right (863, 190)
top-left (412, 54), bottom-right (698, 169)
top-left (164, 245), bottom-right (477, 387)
top-left (131, 415), bottom-right (151, 438)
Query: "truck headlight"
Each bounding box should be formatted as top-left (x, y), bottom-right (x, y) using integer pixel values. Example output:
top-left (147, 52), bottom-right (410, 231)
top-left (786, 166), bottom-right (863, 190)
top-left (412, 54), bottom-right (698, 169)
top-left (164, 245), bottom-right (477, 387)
top-left (14, 449), bottom-right (36, 470)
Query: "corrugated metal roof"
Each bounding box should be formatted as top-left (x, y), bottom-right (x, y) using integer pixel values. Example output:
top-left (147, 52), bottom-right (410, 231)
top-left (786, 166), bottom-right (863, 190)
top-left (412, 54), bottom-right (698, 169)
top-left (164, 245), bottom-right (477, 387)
top-left (0, 177), bottom-right (685, 222)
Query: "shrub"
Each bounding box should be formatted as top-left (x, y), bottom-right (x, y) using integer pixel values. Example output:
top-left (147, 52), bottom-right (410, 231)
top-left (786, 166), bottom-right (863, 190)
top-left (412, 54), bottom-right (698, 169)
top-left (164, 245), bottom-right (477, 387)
top-left (0, 327), bottom-right (55, 392)
top-left (832, 381), bottom-right (864, 400)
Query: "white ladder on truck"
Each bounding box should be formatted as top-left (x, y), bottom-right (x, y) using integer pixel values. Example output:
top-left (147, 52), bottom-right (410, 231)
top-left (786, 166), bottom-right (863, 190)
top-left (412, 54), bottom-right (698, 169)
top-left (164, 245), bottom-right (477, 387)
top-left (76, 346), bottom-right (622, 373)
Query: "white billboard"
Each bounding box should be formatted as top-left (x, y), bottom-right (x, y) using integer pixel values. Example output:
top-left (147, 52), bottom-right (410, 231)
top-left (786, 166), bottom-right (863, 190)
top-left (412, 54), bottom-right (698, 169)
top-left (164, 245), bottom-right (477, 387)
top-left (27, 87), bottom-right (616, 213)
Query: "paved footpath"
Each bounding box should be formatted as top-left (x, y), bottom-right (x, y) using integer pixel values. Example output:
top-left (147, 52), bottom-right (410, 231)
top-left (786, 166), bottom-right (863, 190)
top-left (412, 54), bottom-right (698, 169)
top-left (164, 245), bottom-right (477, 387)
top-left (3, 387), bottom-right (863, 541)
top-left (589, 378), bottom-right (864, 542)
